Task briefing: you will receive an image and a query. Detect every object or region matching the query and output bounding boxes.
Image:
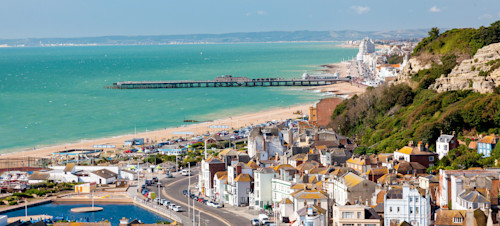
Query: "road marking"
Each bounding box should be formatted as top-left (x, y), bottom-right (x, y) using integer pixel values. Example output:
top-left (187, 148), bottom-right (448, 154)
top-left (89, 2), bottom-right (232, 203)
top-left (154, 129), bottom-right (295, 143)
top-left (162, 174), bottom-right (232, 226)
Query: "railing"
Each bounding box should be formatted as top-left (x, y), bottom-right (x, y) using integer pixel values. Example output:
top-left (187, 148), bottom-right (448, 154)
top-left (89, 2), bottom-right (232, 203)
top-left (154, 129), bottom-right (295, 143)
top-left (134, 197), bottom-right (183, 224)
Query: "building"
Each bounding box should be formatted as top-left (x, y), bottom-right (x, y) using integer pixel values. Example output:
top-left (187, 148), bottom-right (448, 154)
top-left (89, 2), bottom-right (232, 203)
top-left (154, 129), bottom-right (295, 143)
top-left (393, 141), bottom-right (438, 168)
top-left (436, 132), bottom-right (459, 159)
top-left (309, 97), bottom-right (343, 127)
top-left (357, 38), bottom-right (376, 61)
top-left (477, 135), bottom-right (498, 157)
top-left (434, 209), bottom-right (487, 226)
top-left (272, 165), bottom-right (298, 203)
top-left (437, 169), bottom-right (499, 209)
top-left (384, 185), bottom-right (431, 226)
top-left (158, 145), bottom-right (187, 156)
top-left (290, 205), bottom-right (327, 226)
top-left (247, 127), bottom-right (285, 159)
top-left (198, 157), bottom-right (226, 198)
top-left (213, 172), bottom-right (228, 204)
top-left (251, 167), bottom-right (278, 209)
top-left (124, 138), bottom-right (144, 147)
top-left (75, 182), bottom-right (96, 193)
top-left (90, 169), bottom-right (118, 184)
top-left (226, 162), bottom-right (253, 206)
top-left (346, 155), bottom-right (381, 174)
top-left (331, 205), bottom-right (382, 226)
top-left (330, 172), bottom-right (377, 205)
top-left (393, 161), bottom-right (426, 175)
top-left (320, 148), bottom-right (352, 166)
top-left (290, 189), bottom-right (329, 215)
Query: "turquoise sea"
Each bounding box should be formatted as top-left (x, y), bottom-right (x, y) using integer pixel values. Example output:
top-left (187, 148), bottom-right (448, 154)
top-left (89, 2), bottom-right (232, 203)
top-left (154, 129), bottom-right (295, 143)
top-left (0, 43), bottom-right (357, 152)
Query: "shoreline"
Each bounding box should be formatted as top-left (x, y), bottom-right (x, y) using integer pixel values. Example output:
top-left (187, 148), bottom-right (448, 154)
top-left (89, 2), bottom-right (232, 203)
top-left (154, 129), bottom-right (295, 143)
top-left (1, 81), bottom-right (367, 159)
top-left (0, 102), bottom-right (315, 159)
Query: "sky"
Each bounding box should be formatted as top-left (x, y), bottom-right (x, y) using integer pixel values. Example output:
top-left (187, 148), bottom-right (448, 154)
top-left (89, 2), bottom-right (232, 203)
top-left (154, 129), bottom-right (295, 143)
top-left (0, 0), bottom-right (499, 39)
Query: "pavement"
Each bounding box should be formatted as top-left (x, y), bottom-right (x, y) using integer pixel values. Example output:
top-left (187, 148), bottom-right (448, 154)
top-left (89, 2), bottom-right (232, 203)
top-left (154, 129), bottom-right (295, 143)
top-left (159, 169), bottom-right (251, 226)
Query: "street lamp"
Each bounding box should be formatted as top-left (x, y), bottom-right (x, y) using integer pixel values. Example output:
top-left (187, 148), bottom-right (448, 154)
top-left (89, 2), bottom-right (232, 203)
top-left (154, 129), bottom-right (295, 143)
top-left (157, 183), bottom-right (162, 201)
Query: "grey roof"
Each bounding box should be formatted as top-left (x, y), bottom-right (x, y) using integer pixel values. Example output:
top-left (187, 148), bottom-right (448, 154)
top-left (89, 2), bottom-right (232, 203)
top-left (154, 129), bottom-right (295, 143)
top-left (459, 190), bottom-right (490, 203)
top-left (92, 169), bottom-right (118, 179)
top-left (29, 172), bottom-right (50, 180)
top-left (437, 134), bottom-right (454, 143)
top-left (257, 167), bottom-right (277, 174)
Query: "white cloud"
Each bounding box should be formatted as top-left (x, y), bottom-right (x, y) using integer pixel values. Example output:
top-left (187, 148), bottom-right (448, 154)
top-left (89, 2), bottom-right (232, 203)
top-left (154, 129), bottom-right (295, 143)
top-left (429, 6), bottom-right (441, 13)
top-left (478, 13), bottom-right (493, 20)
top-left (246, 10), bottom-right (266, 17)
top-left (351, 6), bottom-right (370, 14)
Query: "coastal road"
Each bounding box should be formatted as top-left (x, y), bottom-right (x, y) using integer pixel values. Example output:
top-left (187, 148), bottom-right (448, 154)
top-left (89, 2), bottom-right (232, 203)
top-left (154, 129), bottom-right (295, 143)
top-left (159, 170), bottom-right (249, 226)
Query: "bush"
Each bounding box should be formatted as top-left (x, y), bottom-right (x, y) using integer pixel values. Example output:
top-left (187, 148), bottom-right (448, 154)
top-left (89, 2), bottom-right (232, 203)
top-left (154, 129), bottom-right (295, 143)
top-left (9, 201), bottom-right (17, 206)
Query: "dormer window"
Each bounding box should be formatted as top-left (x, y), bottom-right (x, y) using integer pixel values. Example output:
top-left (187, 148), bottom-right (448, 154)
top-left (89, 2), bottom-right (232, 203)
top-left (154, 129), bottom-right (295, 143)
top-left (453, 217), bottom-right (463, 223)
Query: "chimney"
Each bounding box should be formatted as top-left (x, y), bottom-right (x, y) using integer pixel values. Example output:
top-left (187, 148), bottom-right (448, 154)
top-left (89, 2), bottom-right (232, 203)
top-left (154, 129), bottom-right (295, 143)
top-left (440, 130), bottom-right (443, 135)
top-left (236, 164), bottom-right (242, 175)
top-left (425, 143), bottom-right (429, 150)
top-left (409, 141), bottom-right (414, 147)
top-left (418, 141), bottom-right (424, 152)
top-left (452, 131), bottom-right (456, 137)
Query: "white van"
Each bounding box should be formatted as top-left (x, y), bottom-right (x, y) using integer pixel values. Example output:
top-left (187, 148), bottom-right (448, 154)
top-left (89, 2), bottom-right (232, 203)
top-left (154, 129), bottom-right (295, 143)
top-left (181, 169), bottom-right (191, 176)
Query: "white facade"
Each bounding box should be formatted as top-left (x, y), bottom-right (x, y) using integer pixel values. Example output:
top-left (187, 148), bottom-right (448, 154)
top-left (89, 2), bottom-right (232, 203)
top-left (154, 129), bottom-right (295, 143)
top-left (213, 174), bottom-right (226, 204)
top-left (384, 185), bottom-right (431, 226)
top-left (356, 38), bottom-right (375, 61)
top-left (272, 178), bottom-right (293, 203)
top-left (436, 134), bottom-right (454, 160)
top-left (252, 169), bottom-right (278, 209)
top-left (248, 127), bottom-right (285, 159)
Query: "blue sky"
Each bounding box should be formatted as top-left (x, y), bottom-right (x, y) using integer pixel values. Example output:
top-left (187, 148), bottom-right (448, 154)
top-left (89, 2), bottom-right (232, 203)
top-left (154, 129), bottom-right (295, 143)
top-left (0, 0), bottom-right (499, 39)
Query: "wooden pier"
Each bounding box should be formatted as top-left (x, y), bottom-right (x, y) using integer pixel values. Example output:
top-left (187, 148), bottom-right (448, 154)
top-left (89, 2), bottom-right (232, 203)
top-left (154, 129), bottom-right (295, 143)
top-left (108, 75), bottom-right (349, 89)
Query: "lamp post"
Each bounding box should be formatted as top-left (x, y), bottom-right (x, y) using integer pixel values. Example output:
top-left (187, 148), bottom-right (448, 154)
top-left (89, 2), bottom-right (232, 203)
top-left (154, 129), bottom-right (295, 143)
top-left (157, 183), bottom-right (161, 201)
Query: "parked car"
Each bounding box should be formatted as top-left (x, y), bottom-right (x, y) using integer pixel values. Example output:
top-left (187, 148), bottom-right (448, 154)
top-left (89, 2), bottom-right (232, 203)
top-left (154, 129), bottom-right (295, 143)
top-left (173, 206), bottom-right (183, 212)
top-left (164, 201), bottom-right (170, 206)
top-left (251, 219), bottom-right (260, 226)
top-left (169, 204), bottom-right (176, 210)
top-left (213, 203), bottom-right (222, 208)
top-left (166, 172), bottom-right (173, 178)
top-left (258, 214), bottom-right (270, 225)
top-left (206, 201), bottom-right (214, 207)
top-left (183, 190), bottom-right (188, 195)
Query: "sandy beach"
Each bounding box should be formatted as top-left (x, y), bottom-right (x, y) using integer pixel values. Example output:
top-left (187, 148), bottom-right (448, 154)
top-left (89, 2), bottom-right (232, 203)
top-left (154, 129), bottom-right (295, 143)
top-left (0, 104), bottom-right (313, 159)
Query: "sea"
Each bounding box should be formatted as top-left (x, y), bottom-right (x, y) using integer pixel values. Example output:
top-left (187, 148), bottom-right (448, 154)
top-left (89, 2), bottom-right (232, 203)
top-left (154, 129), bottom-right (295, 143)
top-left (0, 42), bottom-right (357, 153)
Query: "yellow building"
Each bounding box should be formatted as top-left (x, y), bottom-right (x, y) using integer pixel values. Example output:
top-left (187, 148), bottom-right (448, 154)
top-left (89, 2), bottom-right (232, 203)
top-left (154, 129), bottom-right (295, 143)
top-left (75, 182), bottom-right (96, 193)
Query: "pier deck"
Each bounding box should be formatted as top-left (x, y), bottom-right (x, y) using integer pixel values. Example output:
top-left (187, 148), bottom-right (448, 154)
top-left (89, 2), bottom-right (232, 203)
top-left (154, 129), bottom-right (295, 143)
top-left (109, 77), bottom-right (349, 89)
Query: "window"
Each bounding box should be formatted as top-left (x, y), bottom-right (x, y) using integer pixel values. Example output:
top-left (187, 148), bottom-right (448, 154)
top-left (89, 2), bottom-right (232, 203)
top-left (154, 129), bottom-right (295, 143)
top-left (453, 217), bottom-right (463, 223)
top-left (410, 207), bottom-right (413, 214)
top-left (366, 224), bottom-right (376, 226)
top-left (429, 156), bottom-right (434, 161)
top-left (415, 197), bottom-right (418, 202)
top-left (416, 207), bottom-right (419, 214)
top-left (409, 197), bottom-right (412, 202)
top-left (342, 212), bottom-right (354, 219)
top-left (397, 207), bottom-right (400, 212)
top-left (357, 212), bottom-right (361, 219)
top-left (342, 224), bottom-right (354, 226)
top-left (390, 207), bottom-right (392, 212)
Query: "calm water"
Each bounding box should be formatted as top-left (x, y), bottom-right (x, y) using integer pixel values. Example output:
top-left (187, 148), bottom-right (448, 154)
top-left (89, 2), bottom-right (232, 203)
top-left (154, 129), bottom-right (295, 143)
top-left (0, 43), bottom-right (356, 152)
top-left (3, 203), bottom-right (167, 225)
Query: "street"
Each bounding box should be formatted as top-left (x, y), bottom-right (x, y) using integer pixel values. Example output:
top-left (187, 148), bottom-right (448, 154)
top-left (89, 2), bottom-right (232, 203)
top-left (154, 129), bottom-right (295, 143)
top-left (157, 169), bottom-right (250, 226)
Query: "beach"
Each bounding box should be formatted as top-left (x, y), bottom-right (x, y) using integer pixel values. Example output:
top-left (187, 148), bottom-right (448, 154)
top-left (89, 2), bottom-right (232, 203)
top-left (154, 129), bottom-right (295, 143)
top-left (0, 104), bottom-right (312, 159)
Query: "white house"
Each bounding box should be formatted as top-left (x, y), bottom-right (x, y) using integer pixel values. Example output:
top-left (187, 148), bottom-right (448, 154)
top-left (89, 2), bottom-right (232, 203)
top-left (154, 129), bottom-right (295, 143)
top-left (251, 167), bottom-right (278, 209)
top-left (384, 185), bottom-right (431, 226)
top-left (120, 169), bottom-right (137, 181)
top-left (248, 127), bottom-right (285, 159)
top-left (227, 173), bottom-right (252, 206)
top-left (213, 171), bottom-right (228, 204)
top-left (436, 132), bottom-right (458, 159)
top-left (158, 145), bottom-right (187, 156)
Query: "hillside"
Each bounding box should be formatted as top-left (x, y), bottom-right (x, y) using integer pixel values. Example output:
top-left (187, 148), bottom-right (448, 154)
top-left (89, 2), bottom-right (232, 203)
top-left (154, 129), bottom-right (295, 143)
top-left (329, 22), bottom-right (500, 169)
top-left (395, 21), bottom-right (500, 91)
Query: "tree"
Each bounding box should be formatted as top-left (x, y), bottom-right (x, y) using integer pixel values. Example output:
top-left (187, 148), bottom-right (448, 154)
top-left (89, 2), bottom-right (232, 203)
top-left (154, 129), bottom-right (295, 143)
top-left (428, 27), bottom-right (440, 40)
